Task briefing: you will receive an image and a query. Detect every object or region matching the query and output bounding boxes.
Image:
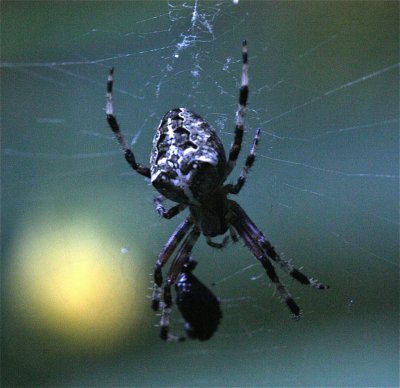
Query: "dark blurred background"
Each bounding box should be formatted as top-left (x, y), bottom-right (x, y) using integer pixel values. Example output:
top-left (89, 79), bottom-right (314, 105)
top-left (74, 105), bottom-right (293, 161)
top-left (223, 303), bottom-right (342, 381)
top-left (1, 1), bottom-right (399, 386)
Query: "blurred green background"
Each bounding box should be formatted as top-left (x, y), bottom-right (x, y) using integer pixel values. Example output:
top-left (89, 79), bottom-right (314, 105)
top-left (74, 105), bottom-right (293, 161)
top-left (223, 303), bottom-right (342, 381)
top-left (1, 1), bottom-right (399, 386)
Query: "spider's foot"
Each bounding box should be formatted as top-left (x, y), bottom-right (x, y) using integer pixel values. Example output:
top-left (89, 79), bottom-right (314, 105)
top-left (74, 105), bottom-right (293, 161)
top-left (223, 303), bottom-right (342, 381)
top-left (309, 278), bottom-right (330, 290)
top-left (289, 268), bottom-right (330, 290)
top-left (291, 312), bottom-right (302, 321)
top-left (159, 305), bottom-right (186, 342)
top-left (160, 327), bottom-right (186, 342)
top-left (286, 297), bottom-right (301, 320)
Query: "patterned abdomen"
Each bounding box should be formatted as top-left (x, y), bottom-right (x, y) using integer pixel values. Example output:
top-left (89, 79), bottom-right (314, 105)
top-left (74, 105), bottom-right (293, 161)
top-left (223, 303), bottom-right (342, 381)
top-left (150, 108), bottom-right (227, 204)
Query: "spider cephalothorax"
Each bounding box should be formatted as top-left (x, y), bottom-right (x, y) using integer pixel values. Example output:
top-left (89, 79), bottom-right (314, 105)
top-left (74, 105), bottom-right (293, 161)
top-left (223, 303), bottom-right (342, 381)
top-left (106, 41), bottom-right (329, 342)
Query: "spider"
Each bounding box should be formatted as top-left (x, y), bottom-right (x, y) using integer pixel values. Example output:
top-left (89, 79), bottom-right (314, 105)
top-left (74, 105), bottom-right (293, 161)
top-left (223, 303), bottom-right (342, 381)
top-left (174, 257), bottom-right (222, 341)
top-left (106, 41), bottom-right (329, 342)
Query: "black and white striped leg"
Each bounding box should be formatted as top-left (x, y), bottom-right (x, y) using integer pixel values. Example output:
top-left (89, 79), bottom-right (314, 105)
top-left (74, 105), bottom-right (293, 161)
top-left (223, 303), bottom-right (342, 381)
top-left (106, 68), bottom-right (150, 178)
top-left (160, 226), bottom-right (201, 342)
top-left (225, 128), bottom-right (260, 195)
top-left (227, 40), bottom-right (249, 174)
top-left (154, 195), bottom-right (187, 219)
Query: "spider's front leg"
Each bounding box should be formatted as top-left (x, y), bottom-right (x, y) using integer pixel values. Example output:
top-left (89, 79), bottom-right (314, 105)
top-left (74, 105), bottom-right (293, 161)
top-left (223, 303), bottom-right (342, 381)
top-left (224, 128), bottom-right (261, 196)
top-left (106, 68), bottom-right (150, 178)
top-left (227, 40), bottom-right (249, 174)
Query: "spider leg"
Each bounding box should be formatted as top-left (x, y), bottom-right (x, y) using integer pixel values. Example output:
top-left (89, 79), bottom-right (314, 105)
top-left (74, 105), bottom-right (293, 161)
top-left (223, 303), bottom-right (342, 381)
top-left (152, 217), bottom-right (193, 311)
top-left (224, 128), bottom-right (260, 195)
top-left (160, 226), bottom-right (201, 342)
top-left (227, 40), bottom-right (249, 175)
top-left (154, 195), bottom-right (187, 219)
top-left (229, 226), bottom-right (239, 243)
top-left (229, 201), bottom-right (301, 319)
top-left (231, 201), bottom-right (329, 290)
top-left (106, 68), bottom-right (151, 178)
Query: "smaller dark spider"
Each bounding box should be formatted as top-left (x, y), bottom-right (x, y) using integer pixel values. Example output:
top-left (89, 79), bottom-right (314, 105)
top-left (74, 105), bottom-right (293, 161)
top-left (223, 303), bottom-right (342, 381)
top-left (174, 257), bottom-right (222, 341)
top-left (106, 41), bottom-right (329, 342)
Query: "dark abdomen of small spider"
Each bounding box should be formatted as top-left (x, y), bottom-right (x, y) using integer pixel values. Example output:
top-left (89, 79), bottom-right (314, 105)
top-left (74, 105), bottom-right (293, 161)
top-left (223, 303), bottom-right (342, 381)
top-left (150, 108), bottom-right (227, 204)
top-left (175, 266), bottom-right (222, 341)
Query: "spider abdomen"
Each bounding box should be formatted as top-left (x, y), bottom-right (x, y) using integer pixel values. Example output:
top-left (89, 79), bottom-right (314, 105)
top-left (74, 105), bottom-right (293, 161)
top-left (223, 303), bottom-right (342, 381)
top-left (150, 108), bottom-right (227, 204)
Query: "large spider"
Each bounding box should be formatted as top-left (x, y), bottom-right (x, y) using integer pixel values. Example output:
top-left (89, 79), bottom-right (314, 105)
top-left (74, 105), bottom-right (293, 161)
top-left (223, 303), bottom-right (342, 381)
top-left (106, 41), bottom-right (328, 342)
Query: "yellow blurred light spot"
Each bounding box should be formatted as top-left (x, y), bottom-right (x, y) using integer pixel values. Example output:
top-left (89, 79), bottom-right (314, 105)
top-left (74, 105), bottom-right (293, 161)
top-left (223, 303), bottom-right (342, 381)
top-left (8, 217), bottom-right (145, 351)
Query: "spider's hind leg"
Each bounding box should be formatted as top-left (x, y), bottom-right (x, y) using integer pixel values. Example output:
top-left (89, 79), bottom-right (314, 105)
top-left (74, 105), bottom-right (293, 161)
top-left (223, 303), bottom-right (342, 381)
top-left (229, 200), bottom-right (328, 319)
top-left (159, 226), bottom-right (201, 342)
top-left (151, 218), bottom-right (193, 312)
top-left (241, 235), bottom-right (301, 319)
top-left (233, 202), bottom-right (329, 290)
top-left (260, 238), bottom-right (329, 290)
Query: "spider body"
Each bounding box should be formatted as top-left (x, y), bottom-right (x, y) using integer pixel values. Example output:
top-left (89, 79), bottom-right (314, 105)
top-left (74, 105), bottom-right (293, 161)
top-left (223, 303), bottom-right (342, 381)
top-left (106, 41), bottom-right (328, 342)
top-left (151, 107), bottom-right (231, 238)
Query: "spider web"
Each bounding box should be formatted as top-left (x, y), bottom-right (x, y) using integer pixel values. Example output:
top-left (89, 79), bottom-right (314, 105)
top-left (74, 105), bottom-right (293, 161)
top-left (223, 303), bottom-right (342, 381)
top-left (1, 1), bottom-right (399, 386)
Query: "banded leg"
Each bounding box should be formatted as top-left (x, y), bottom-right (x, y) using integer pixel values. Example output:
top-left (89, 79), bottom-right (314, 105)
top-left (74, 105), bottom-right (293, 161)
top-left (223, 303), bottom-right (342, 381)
top-left (227, 40), bottom-right (249, 174)
top-left (260, 239), bottom-right (329, 289)
top-left (106, 68), bottom-right (150, 178)
top-left (152, 217), bottom-right (193, 311)
top-left (225, 128), bottom-right (260, 195)
top-left (160, 226), bottom-right (201, 341)
top-left (154, 195), bottom-right (187, 219)
top-left (230, 200), bottom-right (329, 290)
top-left (230, 208), bottom-right (301, 319)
